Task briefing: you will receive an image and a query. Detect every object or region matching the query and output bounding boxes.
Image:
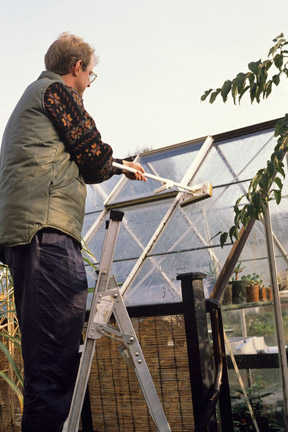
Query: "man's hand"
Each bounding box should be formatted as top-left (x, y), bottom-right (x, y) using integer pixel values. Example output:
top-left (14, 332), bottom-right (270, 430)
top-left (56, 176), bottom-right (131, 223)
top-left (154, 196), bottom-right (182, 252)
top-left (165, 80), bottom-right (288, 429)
top-left (122, 160), bottom-right (147, 181)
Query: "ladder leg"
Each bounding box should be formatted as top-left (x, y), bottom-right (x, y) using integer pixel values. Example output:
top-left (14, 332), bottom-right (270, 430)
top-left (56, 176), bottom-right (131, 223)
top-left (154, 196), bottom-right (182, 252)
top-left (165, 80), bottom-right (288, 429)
top-left (113, 293), bottom-right (171, 432)
top-left (64, 211), bottom-right (124, 432)
top-left (64, 339), bottom-right (96, 431)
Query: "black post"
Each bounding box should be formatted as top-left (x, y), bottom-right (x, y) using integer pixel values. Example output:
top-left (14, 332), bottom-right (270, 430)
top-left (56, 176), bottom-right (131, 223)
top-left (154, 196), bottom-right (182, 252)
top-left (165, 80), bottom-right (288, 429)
top-left (206, 300), bottom-right (234, 432)
top-left (177, 272), bottom-right (217, 431)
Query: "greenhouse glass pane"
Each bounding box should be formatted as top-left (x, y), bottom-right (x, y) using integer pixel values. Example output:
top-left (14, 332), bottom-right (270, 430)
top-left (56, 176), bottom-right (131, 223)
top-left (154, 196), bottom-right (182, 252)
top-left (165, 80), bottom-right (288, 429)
top-left (282, 303), bottom-right (288, 347)
top-left (276, 256), bottom-right (288, 290)
top-left (82, 212), bottom-right (101, 237)
top-left (193, 129), bottom-right (276, 186)
top-left (85, 219), bottom-right (106, 264)
top-left (85, 259), bottom-right (138, 310)
top-left (86, 200), bottom-right (172, 262)
top-left (85, 258), bottom-right (138, 290)
top-left (218, 195), bottom-right (288, 288)
top-left (108, 140), bottom-right (203, 204)
top-left (270, 197), bottom-right (288, 254)
top-left (85, 264), bottom-right (98, 290)
top-left (151, 182), bottom-right (250, 256)
top-left (85, 175), bottom-right (121, 213)
top-left (85, 184), bottom-right (101, 213)
top-left (124, 247), bottom-right (231, 306)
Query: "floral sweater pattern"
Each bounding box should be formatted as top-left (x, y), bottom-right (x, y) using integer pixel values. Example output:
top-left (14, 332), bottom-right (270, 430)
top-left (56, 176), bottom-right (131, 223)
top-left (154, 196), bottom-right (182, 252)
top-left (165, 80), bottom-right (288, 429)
top-left (44, 82), bottom-right (122, 184)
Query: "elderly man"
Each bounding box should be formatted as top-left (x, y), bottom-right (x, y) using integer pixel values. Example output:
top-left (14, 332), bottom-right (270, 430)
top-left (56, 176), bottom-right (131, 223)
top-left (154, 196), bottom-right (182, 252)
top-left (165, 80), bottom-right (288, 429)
top-left (0, 32), bottom-right (145, 432)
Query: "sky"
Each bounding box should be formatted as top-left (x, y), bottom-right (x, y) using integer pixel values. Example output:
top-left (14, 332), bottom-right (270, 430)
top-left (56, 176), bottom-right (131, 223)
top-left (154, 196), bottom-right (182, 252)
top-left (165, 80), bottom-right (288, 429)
top-left (1, 0), bottom-right (288, 158)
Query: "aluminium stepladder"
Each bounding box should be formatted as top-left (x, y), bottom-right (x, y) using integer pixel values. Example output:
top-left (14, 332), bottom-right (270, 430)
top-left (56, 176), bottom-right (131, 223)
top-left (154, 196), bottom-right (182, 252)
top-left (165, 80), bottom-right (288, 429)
top-left (64, 209), bottom-right (171, 432)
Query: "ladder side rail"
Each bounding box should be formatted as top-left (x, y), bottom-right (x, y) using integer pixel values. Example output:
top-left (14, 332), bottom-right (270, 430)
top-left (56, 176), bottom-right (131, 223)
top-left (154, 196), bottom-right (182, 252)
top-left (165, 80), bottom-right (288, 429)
top-left (65, 339), bottom-right (96, 432)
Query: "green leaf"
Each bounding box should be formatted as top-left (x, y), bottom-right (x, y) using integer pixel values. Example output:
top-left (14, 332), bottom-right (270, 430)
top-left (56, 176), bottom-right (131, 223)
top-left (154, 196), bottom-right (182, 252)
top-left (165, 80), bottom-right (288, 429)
top-left (234, 211), bottom-right (242, 229)
top-left (246, 204), bottom-right (255, 217)
top-left (220, 232), bottom-right (228, 248)
top-left (239, 86), bottom-right (250, 102)
top-left (275, 117), bottom-right (288, 136)
top-left (274, 189), bottom-right (281, 204)
top-left (255, 85), bottom-right (263, 103)
top-left (276, 164), bottom-right (285, 178)
top-left (250, 83), bottom-right (257, 103)
top-left (0, 332), bottom-right (21, 348)
top-left (248, 60), bottom-right (261, 74)
top-left (257, 65), bottom-right (268, 88)
top-left (249, 173), bottom-right (261, 192)
top-left (264, 80), bottom-right (272, 98)
top-left (273, 33), bottom-right (284, 42)
top-left (233, 203), bottom-right (240, 215)
top-left (0, 341), bottom-right (23, 387)
top-left (274, 54), bottom-right (283, 69)
top-left (251, 191), bottom-right (261, 210)
top-left (268, 46), bottom-right (276, 57)
top-left (234, 195), bottom-right (244, 212)
top-left (261, 59), bottom-right (272, 71)
top-left (0, 370), bottom-right (23, 413)
top-left (241, 210), bottom-right (249, 227)
top-left (235, 72), bottom-right (246, 93)
top-left (275, 149), bottom-right (284, 161)
top-left (246, 71), bottom-right (253, 82)
top-left (231, 80), bottom-right (239, 104)
top-left (210, 231), bottom-right (222, 241)
top-left (267, 160), bottom-right (275, 177)
top-left (220, 80), bottom-right (232, 102)
top-left (201, 89), bottom-right (213, 102)
top-left (272, 74), bottom-right (280, 86)
top-left (259, 172), bottom-right (269, 190)
top-left (209, 88), bottom-right (221, 104)
top-left (229, 225), bottom-right (239, 243)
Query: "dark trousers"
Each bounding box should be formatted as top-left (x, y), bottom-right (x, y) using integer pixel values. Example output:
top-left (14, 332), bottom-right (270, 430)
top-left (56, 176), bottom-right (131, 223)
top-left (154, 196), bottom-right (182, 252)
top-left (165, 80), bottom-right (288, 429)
top-left (3, 229), bottom-right (88, 432)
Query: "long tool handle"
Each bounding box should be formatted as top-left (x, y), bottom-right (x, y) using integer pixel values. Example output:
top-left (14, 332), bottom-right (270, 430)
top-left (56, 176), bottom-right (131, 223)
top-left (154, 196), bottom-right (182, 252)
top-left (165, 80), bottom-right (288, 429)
top-left (113, 161), bottom-right (207, 194)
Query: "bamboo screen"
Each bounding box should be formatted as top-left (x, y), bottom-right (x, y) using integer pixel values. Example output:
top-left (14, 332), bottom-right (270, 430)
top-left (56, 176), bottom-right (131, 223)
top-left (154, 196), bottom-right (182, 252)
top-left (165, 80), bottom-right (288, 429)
top-left (0, 349), bottom-right (22, 432)
top-left (84, 315), bottom-right (194, 432)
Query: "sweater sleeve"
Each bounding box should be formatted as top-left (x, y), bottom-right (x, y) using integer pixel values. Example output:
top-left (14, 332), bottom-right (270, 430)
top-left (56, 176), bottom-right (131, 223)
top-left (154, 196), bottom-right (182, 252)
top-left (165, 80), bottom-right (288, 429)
top-left (44, 82), bottom-right (122, 184)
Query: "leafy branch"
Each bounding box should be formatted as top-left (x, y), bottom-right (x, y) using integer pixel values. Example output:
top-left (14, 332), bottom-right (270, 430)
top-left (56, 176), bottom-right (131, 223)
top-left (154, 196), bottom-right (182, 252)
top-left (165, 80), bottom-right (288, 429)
top-left (201, 33), bottom-right (288, 247)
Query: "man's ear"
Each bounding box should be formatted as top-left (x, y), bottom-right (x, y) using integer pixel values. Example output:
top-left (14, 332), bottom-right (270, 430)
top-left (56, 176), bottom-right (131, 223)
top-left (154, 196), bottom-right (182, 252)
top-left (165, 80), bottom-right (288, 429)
top-left (72, 60), bottom-right (82, 77)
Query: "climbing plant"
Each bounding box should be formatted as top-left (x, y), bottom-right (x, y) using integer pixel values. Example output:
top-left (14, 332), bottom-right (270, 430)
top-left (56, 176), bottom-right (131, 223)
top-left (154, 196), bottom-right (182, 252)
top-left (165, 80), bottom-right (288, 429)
top-left (201, 33), bottom-right (288, 247)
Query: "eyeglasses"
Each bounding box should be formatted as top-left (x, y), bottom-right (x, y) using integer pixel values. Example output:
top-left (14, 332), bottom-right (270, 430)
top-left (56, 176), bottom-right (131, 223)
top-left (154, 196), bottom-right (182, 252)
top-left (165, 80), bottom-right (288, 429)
top-left (89, 71), bottom-right (97, 84)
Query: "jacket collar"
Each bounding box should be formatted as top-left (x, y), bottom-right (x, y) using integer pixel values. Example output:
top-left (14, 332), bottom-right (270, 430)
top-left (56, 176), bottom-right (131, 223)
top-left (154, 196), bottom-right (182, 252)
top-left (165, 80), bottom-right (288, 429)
top-left (37, 71), bottom-right (65, 82)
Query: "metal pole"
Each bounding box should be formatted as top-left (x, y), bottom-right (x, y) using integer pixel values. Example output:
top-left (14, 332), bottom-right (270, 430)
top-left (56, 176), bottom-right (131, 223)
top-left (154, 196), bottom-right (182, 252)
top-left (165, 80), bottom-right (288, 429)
top-left (263, 203), bottom-right (288, 429)
top-left (112, 161), bottom-right (212, 195)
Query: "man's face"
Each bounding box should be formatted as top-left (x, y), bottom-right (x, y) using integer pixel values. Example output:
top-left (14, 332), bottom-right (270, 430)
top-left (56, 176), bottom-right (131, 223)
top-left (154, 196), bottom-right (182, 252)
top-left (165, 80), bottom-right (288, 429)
top-left (75, 56), bottom-right (95, 98)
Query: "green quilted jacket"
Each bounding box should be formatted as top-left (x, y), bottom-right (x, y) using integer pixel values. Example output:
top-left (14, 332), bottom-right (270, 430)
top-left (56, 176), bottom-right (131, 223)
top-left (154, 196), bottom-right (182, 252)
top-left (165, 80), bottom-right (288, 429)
top-left (0, 71), bottom-right (86, 247)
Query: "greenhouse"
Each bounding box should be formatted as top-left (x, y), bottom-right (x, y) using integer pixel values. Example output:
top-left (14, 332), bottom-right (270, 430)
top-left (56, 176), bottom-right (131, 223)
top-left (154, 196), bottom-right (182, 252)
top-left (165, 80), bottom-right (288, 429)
top-left (1, 117), bottom-right (288, 431)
